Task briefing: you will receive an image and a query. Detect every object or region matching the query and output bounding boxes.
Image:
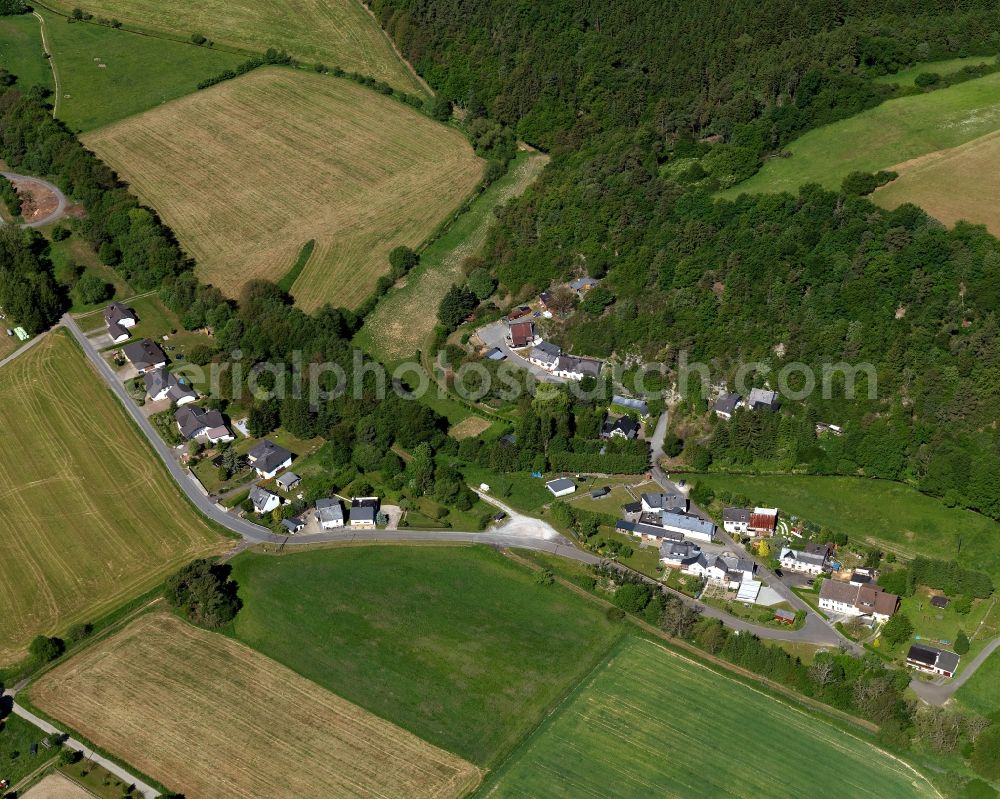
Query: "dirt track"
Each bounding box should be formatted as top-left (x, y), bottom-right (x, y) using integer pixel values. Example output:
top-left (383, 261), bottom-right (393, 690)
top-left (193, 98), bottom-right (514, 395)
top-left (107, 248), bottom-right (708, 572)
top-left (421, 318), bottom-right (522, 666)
top-left (0, 172), bottom-right (68, 227)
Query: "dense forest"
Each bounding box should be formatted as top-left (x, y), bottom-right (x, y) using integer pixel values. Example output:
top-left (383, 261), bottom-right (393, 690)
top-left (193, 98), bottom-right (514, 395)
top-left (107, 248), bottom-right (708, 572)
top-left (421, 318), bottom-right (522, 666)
top-left (372, 0), bottom-right (1000, 520)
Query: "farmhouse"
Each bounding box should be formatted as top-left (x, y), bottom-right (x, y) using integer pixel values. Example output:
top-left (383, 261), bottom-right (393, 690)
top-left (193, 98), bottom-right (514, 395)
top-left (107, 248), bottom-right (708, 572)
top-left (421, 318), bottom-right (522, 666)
top-left (659, 540), bottom-right (702, 568)
top-left (553, 355), bottom-right (603, 381)
top-left (661, 510), bottom-right (715, 542)
top-left (722, 507), bottom-right (751, 534)
top-left (779, 543), bottom-right (831, 575)
top-left (906, 644), bottom-right (961, 678)
top-left (315, 498), bottom-right (345, 529)
top-left (174, 405), bottom-right (234, 444)
top-left (249, 486), bottom-right (281, 515)
top-left (611, 394), bottom-right (649, 416)
top-left (507, 320), bottom-right (537, 348)
top-left (529, 340), bottom-right (561, 370)
top-left (144, 368), bottom-right (197, 405)
top-left (601, 415), bottom-right (639, 439)
top-left (104, 302), bottom-right (137, 329)
top-left (713, 392), bottom-right (741, 420)
top-left (247, 440), bottom-right (293, 480)
top-left (546, 477), bottom-right (576, 497)
top-left (747, 388), bottom-right (780, 412)
top-left (819, 580), bottom-right (899, 623)
top-left (122, 339), bottom-right (167, 374)
top-left (748, 507), bottom-right (779, 536)
top-left (276, 472), bottom-right (301, 493)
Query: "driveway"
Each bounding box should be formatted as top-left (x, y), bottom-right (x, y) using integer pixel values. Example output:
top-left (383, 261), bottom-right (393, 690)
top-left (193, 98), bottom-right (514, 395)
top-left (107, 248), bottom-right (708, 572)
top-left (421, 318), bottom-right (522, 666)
top-left (474, 321), bottom-right (565, 384)
top-left (910, 636), bottom-right (1000, 705)
top-left (86, 330), bottom-right (114, 350)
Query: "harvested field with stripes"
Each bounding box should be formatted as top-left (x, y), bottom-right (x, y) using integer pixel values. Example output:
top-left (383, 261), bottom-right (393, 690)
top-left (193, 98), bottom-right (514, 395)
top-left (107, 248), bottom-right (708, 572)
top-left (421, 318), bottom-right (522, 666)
top-left (31, 612), bottom-right (481, 799)
top-left (0, 330), bottom-right (225, 664)
top-left (82, 68), bottom-right (483, 311)
top-left (481, 637), bottom-right (940, 798)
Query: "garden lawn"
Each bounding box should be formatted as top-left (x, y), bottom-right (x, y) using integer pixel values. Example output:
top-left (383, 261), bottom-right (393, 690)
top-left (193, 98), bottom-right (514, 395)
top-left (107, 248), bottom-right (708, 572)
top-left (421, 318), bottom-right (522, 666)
top-left (0, 12), bottom-right (53, 92)
top-left (480, 637), bottom-right (939, 798)
top-left (955, 649), bottom-right (1000, 716)
top-left (693, 473), bottom-right (1000, 581)
top-left (0, 714), bottom-right (55, 788)
top-left (227, 545), bottom-right (623, 766)
top-left (720, 71), bottom-right (1000, 196)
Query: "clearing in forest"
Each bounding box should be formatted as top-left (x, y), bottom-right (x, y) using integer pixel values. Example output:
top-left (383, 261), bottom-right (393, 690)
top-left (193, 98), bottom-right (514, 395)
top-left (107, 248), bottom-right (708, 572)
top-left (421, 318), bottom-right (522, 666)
top-left (83, 68), bottom-right (483, 311)
top-left (0, 330), bottom-right (225, 665)
top-left (30, 611), bottom-right (481, 799)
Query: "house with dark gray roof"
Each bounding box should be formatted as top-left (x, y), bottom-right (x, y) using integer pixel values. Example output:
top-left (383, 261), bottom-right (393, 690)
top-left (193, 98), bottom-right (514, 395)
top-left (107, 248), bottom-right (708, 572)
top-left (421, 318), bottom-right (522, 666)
top-left (906, 644), bottom-right (960, 677)
top-left (779, 544), bottom-right (830, 576)
top-left (144, 368), bottom-right (197, 406)
top-left (247, 440), bottom-right (293, 480)
top-left (276, 472), bottom-right (301, 492)
top-left (350, 505), bottom-right (376, 526)
top-left (281, 517), bottom-right (305, 534)
top-left (553, 355), bottom-right (602, 381)
top-left (659, 540), bottom-right (702, 567)
top-left (104, 302), bottom-right (137, 329)
top-left (108, 321), bottom-right (132, 344)
top-left (722, 507), bottom-right (751, 534)
top-left (602, 415), bottom-right (639, 440)
top-left (713, 392), bottom-right (741, 420)
top-left (315, 498), bottom-right (344, 529)
top-left (546, 477), bottom-right (576, 497)
top-left (249, 485), bottom-right (281, 515)
top-left (122, 339), bottom-right (167, 374)
top-left (175, 405), bottom-right (233, 444)
top-left (611, 394), bottom-right (649, 416)
top-left (569, 276), bottom-right (599, 293)
top-left (529, 340), bottom-right (561, 370)
top-left (747, 388), bottom-right (780, 411)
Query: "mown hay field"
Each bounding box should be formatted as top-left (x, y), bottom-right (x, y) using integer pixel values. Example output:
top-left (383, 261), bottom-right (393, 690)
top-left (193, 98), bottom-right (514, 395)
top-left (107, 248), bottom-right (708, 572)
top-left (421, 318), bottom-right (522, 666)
top-left (481, 637), bottom-right (940, 798)
top-left (21, 774), bottom-right (93, 799)
top-left (31, 612), bottom-right (481, 799)
top-left (83, 68), bottom-right (483, 311)
top-left (45, 0), bottom-right (421, 93)
top-left (0, 330), bottom-right (225, 664)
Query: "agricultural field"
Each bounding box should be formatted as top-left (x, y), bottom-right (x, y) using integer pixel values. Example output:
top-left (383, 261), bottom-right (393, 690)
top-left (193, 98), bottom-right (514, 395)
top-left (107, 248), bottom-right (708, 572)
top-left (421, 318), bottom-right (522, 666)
top-left (359, 150), bottom-right (548, 362)
top-left (0, 12), bottom-right (54, 92)
top-left (83, 68), bottom-right (483, 310)
top-left (480, 637), bottom-right (940, 798)
top-left (227, 545), bottom-right (624, 766)
top-left (31, 611), bottom-right (480, 799)
top-left (45, 0), bottom-right (422, 93)
top-left (692, 473), bottom-right (1000, 581)
top-left (0, 330), bottom-right (225, 664)
top-left (36, 8), bottom-right (243, 132)
top-left (872, 127), bottom-right (1000, 235)
top-left (720, 71), bottom-right (1000, 196)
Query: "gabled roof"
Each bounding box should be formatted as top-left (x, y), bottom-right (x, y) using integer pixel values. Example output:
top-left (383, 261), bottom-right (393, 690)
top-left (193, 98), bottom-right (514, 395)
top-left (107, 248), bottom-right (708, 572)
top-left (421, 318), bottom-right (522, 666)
top-left (603, 415), bottom-right (639, 437)
top-left (508, 320), bottom-right (535, 347)
top-left (722, 507), bottom-right (751, 523)
top-left (122, 339), bottom-right (166, 370)
top-left (315, 498), bottom-right (344, 524)
top-left (554, 355), bottom-right (602, 377)
top-left (107, 321), bottom-right (131, 340)
top-left (248, 440), bottom-right (292, 474)
top-left (906, 644), bottom-right (939, 666)
top-left (174, 405), bottom-right (228, 440)
top-left (569, 276), bottom-right (598, 291)
top-left (144, 368), bottom-right (196, 403)
top-left (249, 485), bottom-right (278, 512)
top-left (748, 387), bottom-right (779, 410)
top-left (276, 472), bottom-right (300, 489)
top-left (104, 302), bottom-right (136, 327)
top-left (281, 517), bottom-right (304, 532)
top-left (616, 520), bottom-right (684, 541)
top-left (622, 501), bottom-right (642, 514)
top-left (546, 477), bottom-right (575, 493)
top-left (713, 392), bottom-right (741, 416)
top-left (485, 347), bottom-right (506, 361)
top-left (351, 506), bottom-right (376, 523)
top-left (530, 340), bottom-right (561, 362)
top-left (611, 394), bottom-right (649, 415)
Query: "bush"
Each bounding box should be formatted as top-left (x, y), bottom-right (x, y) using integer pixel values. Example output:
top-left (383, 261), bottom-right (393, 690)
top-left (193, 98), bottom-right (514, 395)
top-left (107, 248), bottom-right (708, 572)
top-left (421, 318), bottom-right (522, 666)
top-left (0, 0), bottom-right (27, 12)
top-left (29, 635), bottom-right (65, 663)
top-left (613, 582), bottom-right (653, 614)
top-left (74, 272), bottom-right (112, 305)
top-left (914, 72), bottom-right (941, 88)
top-left (51, 224), bottom-right (71, 241)
top-left (955, 630), bottom-right (970, 655)
top-left (841, 171), bottom-right (879, 196)
top-left (65, 622), bottom-right (93, 644)
top-left (163, 559), bottom-right (241, 629)
top-left (191, 32), bottom-right (207, 45)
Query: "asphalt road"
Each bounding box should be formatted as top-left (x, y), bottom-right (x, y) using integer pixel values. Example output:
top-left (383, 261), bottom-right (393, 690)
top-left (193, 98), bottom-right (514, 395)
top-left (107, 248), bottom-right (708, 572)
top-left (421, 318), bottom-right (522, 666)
top-left (0, 172), bottom-right (68, 228)
top-left (909, 635), bottom-right (1000, 705)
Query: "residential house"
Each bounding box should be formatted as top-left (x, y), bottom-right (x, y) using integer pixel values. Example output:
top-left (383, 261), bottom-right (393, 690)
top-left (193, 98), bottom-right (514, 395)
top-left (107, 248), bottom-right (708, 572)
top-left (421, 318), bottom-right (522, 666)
top-left (552, 355), bottom-right (603, 381)
top-left (122, 339), bottom-right (167, 374)
top-left (906, 645), bottom-right (960, 678)
top-left (641, 492), bottom-right (688, 514)
top-left (748, 507), bottom-right (779, 536)
top-left (660, 507), bottom-right (716, 543)
top-left (601, 415), bottom-right (639, 440)
top-left (507, 320), bottom-right (536, 348)
top-left (144, 368), bottom-right (197, 406)
top-left (108, 323), bottom-right (132, 344)
top-left (747, 388), bottom-right (780, 412)
top-left (713, 392), bottom-right (741, 420)
top-left (569, 276), bottom-right (599, 294)
top-left (247, 440), bottom-right (293, 480)
top-left (779, 543), bottom-right (831, 576)
top-left (818, 580), bottom-right (899, 623)
top-left (611, 394), bottom-right (649, 416)
top-left (529, 340), bottom-right (561, 370)
top-left (722, 507), bottom-right (751, 535)
top-left (538, 291), bottom-right (552, 310)
top-left (546, 477), bottom-right (576, 497)
top-left (686, 552), bottom-right (756, 589)
top-left (621, 500), bottom-right (642, 518)
top-left (276, 472), bottom-right (301, 493)
top-left (315, 498), bottom-right (344, 529)
top-left (249, 486), bottom-right (281, 515)
top-left (616, 519), bottom-right (684, 546)
top-left (104, 302), bottom-right (137, 329)
top-left (174, 405), bottom-right (234, 444)
top-left (350, 507), bottom-right (376, 527)
top-left (659, 540), bottom-right (702, 568)
top-left (281, 517), bottom-right (305, 534)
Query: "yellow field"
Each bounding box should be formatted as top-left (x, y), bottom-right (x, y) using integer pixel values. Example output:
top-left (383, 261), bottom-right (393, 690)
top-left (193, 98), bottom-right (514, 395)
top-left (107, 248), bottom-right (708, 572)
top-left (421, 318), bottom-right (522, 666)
top-left (31, 612), bottom-right (481, 799)
top-left (83, 68), bottom-right (483, 311)
top-left (0, 331), bottom-right (225, 664)
top-left (46, 0), bottom-right (421, 93)
top-left (873, 128), bottom-right (1000, 236)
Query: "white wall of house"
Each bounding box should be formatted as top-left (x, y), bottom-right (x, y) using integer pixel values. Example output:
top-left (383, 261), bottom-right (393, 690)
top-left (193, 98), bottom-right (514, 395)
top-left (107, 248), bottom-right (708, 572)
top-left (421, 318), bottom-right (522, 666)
top-left (723, 520), bottom-right (748, 534)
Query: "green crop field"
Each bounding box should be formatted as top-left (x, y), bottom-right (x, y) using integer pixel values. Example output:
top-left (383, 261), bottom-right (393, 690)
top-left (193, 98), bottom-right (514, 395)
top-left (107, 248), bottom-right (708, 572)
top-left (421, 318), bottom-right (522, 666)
top-left (480, 637), bottom-right (940, 798)
top-left (0, 330), bottom-right (225, 664)
top-left (35, 8), bottom-right (243, 132)
top-left (720, 71), bottom-right (1000, 197)
top-left (0, 12), bottom-right (53, 92)
top-left (43, 0), bottom-right (423, 94)
top-left (874, 56), bottom-right (996, 86)
top-left (227, 545), bottom-right (623, 766)
top-left (694, 473), bottom-right (1000, 580)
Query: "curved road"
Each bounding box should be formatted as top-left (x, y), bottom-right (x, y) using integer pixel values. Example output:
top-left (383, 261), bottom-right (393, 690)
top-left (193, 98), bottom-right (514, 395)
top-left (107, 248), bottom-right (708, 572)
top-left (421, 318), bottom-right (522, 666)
top-left (909, 636), bottom-right (1000, 705)
top-left (1, 172), bottom-right (68, 228)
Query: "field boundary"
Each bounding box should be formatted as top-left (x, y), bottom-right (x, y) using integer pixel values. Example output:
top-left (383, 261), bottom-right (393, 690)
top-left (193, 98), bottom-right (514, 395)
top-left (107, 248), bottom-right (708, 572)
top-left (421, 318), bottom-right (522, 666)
top-left (32, 10), bottom-right (60, 116)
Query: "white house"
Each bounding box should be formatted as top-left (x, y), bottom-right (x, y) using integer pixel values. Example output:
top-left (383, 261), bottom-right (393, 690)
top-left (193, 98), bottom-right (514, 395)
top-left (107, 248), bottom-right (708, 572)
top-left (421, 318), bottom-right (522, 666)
top-left (601, 415), bottom-right (639, 439)
top-left (529, 341), bottom-right (561, 371)
top-left (906, 644), bottom-right (960, 678)
top-left (350, 497), bottom-right (380, 527)
top-left (779, 543), bottom-right (831, 576)
top-left (174, 405), bottom-right (234, 444)
top-left (546, 477), bottom-right (576, 497)
top-left (122, 339), bottom-right (167, 374)
top-left (316, 498), bottom-right (344, 529)
top-left (144, 368), bottom-right (197, 406)
top-left (684, 552), bottom-right (755, 589)
top-left (108, 323), bottom-right (131, 344)
top-left (660, 507), bottom-right (716, 543)
top-left (722, 507), bottom-right (750, 535)
top-left (641, 492), bottom-right (688, 514)
top-left (659, 540), bottom-right (702, 568)
top-left (713, 392), bottom-right (741, 420)
top-left (819, 580), bottom-right (899, 623)
top-left (247, 440), bottom-right (293, 480)
top-left (552, 355), bottom-right (602, 381)
top-left (249, 485), bottom-right (281, 515)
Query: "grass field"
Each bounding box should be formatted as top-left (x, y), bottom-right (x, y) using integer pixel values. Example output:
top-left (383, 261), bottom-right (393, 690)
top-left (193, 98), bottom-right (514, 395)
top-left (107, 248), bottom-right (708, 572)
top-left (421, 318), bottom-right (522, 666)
top-left (0, 12), bottom-right (54, 92)
top-left (0, 330), bottom-right (225, 664)
top-left (31, 611), bottom-right (480, 799)
top-left (44, 0), bottom-right (422, 93)
top-left (874, 56), bottom-right (996, 86)
top-left (83, 68), bottom-right (483, 310)
top-left (872, 127), bottom-right (1000, 235)
top-left (721, 71), bottom-right (1000, 196)
top-left (0, 714), bottom-right (55, 789)
top-left (227, 545), bottom-right (623, 766)
top-left (359, 150), bottom-right (548, 362)
top-left (955, 650), bottom-right (1000, 715)
top-left (480, 637), bottom-right (939, 798)
top-left (693, 473), bottom-right (1000, 580)
top-left (36, 8), bottom-right (243, 132)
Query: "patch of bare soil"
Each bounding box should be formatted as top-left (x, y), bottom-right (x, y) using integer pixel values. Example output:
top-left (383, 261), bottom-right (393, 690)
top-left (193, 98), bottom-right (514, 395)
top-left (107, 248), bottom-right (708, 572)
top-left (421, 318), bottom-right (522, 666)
top-left (11, 178), bottom-right (58, 222)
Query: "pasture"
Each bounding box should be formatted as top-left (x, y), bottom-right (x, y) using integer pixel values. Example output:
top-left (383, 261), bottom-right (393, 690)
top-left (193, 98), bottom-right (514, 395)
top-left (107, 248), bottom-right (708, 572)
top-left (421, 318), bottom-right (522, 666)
top-left (872, 127), bottom-right (1000, 236)
top-left (83, 68), bottom-right (483, 310)
top-left (31, 611), bottom-right (480, 799)
top-left (693, 473), bottom-right (1000, 580)
top-left (0, 13), bottom-right (53, 92)
top-left (37, 8), bottom-right (243, 132)
top-left (480, 637), bottom-right (940, 798)
top-left (227, 545), bottom-right (624, 766)
top-left (720, 71), bottom-right (1000, 196)
top-left (359, 150), bottom-right (548, 362)
top-left (955, 650), bottom-right (1000, 716)
top-left (44, 0), bottom-right (422, 93)
top-left (0, 330), bottom-right (224, 664)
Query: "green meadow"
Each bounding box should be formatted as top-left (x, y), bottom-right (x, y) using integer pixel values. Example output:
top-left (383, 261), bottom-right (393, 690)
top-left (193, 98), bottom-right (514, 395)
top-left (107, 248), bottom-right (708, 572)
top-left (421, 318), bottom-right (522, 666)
top-left (0, 12), bottom-right (53, 91)
top-left (874, 56), bottom-right (996, 87)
